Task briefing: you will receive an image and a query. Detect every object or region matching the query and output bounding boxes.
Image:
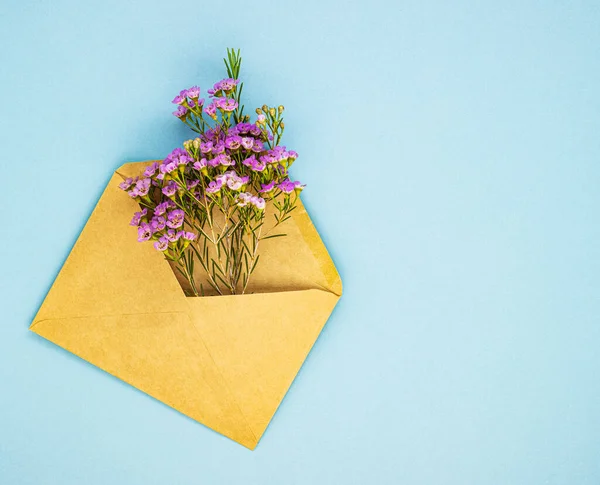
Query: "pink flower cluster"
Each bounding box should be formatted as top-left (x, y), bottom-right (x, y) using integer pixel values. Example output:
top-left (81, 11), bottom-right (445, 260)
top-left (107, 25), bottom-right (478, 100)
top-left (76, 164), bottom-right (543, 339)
top-left (119, 177), bottom-right (153, 198)
top-left (122, 189), bottom-right (197, 253)
top-left (172, 86), bottom-right (205, 118)
top-left (258, 146), bottom-right (298, 166)
top-left (121, 49), bottom-right (307, 296)
top-left (207, 78), bottom-right (239, 97)
top-left (237, 192), bottom-right (266, 210)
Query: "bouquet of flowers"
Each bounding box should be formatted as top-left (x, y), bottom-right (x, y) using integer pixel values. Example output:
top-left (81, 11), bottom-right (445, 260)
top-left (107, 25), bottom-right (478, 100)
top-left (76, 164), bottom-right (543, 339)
top-left (119, 49), bottom-right (304, 296)
top-left (31, 48), bottom-right (342, 450)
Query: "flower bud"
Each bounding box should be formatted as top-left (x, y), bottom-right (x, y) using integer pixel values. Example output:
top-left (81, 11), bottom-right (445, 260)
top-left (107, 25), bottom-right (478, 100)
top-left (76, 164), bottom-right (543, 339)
top-left (262, 104), bottom-right (268, 112)
top-left (183, 140), bottom-right (192, 151)
top-left (269, 108), bottom-right (276, 116)
top-left (278, 105), bottom-right (284, 114)
top-left (193, 138), bottom-right (200, 149)
top-left (256, 107), bottom-right (263, 115)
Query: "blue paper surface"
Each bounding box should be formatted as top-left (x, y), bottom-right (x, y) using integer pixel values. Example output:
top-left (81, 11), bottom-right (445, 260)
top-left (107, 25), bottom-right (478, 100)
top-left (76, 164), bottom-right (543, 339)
top-left (1, 1), bottom-right (599, 483)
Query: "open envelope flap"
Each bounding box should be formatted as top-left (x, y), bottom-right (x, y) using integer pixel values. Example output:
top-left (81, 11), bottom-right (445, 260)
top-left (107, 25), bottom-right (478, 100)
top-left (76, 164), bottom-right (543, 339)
top-left (32, 166), bottom-right (187, 325)
top-left (31, 312), bottom-right (257, 449)
top-left (188, 289), bottom-right (340, 444)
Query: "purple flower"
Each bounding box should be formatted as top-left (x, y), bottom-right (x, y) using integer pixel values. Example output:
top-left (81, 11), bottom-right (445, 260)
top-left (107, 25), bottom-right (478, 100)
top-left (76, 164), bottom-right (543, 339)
top-left (187, 179), bottom-right (200, 189)
top-left (260, 180), bottom-right (276, 193)
top-left (166, 209), bottom-right (185, 229)
top-left (216, 98), bottom-right (238, 112)
top-left (172, 90), bottom-right (187, 105)
top-left (166, 147), bottom-right (192, 167)
top-left (160, 159), bottom-right (178, 174)
top-left (206, 179), bottom-right (224, 194)
top-left (234, 122), bottom-right (251, 134)
top-left (224, 174), bottom-right (239, 189)
top-left (225, 172), bottom-right (247, 190)
top-left (134, 178), bottom-right (151, 197)
top-left (251, 158), bottom-right (266, 172)
top-left (242, 155), bottom-right (256, 167)
top-left (236, 192), bottom-right (264, 210)
top-left (154, 236), bottom-right (170, 251)
top-left (236, 192), bottom-right (252, 207)
top-left (288, 150), bottom-right (298, 160)
top-left (143, 162), bottom-right (159, 177)
top-left (130, 208), bottom-right (148, 226)
top-left (279, 180), bottom-right (303, 194)
top-left (119, 177), bottom-right (135, 190)
top-left (251, 195), bottom-right (266, 210)
top-left (271, 146), bottom-right (288, 161)
top-left (173, 105), bottom-right (188, 118)
top-left (200, 141), bottom-right (213, 154)
top-left (128, 188), bottom-right (140, 198)
top-left (193, 158), bottom-right (208, 172)
top-left (241, 137), bottom-right (254, 150)
top-left (162, 180), bottom-right (179, 197)
top-left (259, 153), bottom-right (278, 165)
top-left (242, 155), bottom-right (267, 172)
top-left (214, 154), bottom-right (234, 167)
top-left (186, 86), bottom-right (200, 99)
top-left (137, 222), bottom-right (153, 242)
top-left (212, 141), bottom-right (225, 154)
top-left (218, 78), bottom-right (239, 91)
top-left (251, 139), bottom-right (264, 153)
top-left (207, 156), bottom-right (220, 168)
top-left (262, 146), bottom-right (292, 164)
top-left (204, 101), bottom-right (217, 118)
top-left (150, 215), bottom-right (166, 232)
top-left (204, 128), bottom-right (219, 141)
top-left (165, 229), bottom-right (181, 242)
top-left (208, 79), bottom-right (227, 96)
top-left (154, 200), bottom-right (175, 216)
top-left (293, 181), bottom-right (306, 192)
top-left (177, 154), bottom-right (191, 166)
top-left (182, 232), bottom-right (196, 241)
top-left (249, 125), bottom-right (261, 136)
top-left (225, 135), bottom-right (242, 150)
top-left (278, 180), bottom-right (296, 194)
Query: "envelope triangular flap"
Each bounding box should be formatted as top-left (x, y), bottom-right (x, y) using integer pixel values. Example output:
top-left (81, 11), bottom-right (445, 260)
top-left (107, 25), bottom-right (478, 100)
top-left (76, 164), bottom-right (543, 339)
top-left (31, 312), bottom-right (258, 449)
top-left (187, 289), bottom-right (339, 443)
top-left (33, 166), bottom-right (187, 325)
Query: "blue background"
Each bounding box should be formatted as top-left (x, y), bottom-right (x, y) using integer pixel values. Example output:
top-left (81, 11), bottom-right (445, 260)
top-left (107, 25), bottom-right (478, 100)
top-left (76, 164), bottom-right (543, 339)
top-left (1, 1), bottom-right (599, 483)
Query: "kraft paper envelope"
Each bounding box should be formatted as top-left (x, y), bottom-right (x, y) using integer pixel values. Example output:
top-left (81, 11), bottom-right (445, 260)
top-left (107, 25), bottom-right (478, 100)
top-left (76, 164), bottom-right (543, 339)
top-left (30, 161), bottom-right (342, 449)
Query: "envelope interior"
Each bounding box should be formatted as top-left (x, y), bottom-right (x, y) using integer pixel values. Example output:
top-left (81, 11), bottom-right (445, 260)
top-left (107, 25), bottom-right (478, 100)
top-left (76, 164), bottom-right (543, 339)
top-left (118, 161), bottom-right (339, 297)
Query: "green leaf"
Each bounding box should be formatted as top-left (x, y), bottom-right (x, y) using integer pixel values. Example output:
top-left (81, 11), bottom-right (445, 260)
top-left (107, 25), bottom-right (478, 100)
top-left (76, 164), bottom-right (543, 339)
top-left (261, 233), bottom-right (287, 241)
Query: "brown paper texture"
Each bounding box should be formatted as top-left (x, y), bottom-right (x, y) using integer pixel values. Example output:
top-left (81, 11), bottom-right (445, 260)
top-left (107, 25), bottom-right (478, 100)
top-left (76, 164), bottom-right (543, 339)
top-left (30, 161), bottom-right (342, 449)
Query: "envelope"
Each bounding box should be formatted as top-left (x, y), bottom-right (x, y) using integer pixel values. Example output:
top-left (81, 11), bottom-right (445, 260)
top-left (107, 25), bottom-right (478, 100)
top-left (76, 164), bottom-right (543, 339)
top-left (30, 161), bottom-right (342, 450)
